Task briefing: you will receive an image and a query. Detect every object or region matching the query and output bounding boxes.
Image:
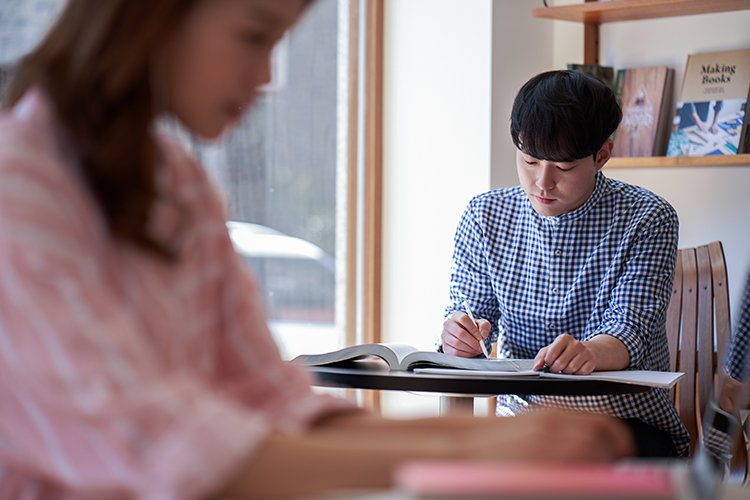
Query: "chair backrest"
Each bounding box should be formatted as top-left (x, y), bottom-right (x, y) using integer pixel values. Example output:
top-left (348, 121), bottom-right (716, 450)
top-left (665, 242), bottom-right (743, 473)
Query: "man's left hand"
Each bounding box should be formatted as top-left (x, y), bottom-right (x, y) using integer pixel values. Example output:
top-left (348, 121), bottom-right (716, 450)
top-left (533, 334), bottom-right (596, 375)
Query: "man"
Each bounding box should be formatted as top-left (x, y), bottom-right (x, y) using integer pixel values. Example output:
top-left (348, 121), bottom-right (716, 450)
top-left (440, 70), bottom-right (689, 457)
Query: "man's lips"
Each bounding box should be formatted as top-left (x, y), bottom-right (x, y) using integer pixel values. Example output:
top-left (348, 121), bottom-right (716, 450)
top-left (535, 195), bottom-right (555, 205)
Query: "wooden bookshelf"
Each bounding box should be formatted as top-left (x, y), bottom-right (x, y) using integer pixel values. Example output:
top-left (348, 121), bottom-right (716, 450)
top-left (605, 154), bottom-right (750, 169)
top-left (532, 0), bottom-right (750, 25)
top-left (534, 0), bottom-right (750, 169)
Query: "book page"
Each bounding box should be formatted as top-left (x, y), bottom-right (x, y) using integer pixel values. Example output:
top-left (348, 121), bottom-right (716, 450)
top-left (402, 353), bottom-right (535, 372)
top-left (291, 343), bottom-right (415, 368)
top-left (541, 370), bottom-right (684, 388)
top-left (292, 344), bottom-right (534, 372)
top-left (377, 343), bottom-right (420, 363)
top-left (413, 368), bottom-right (684, 388)
top-left (413, 367), bottom-right (539, 377)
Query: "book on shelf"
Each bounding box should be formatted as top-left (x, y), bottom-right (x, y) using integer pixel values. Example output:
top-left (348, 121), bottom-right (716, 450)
top-left (611, 65), bottom-right (675, 157)
top-left (395, 460), bottom-right (677, 499)
top-left (667, 48), bottom-right (750, 157)
top-left (291, 342), bottom-right (534, 372)
top-left (567, 63), bottom-right (615, 90)
top-left (614, 68), bottom-right (626, 102)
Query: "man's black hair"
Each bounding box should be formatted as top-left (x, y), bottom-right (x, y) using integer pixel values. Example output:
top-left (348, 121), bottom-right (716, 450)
top-left (510, 70), bottom-right (622, 162)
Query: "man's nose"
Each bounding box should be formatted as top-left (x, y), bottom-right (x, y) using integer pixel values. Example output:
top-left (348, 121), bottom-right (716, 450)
top-left (536, 163), bottom-right (556, 191)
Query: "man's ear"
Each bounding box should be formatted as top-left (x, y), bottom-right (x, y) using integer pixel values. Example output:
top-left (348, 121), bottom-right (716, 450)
top-left (595, 139), bottom-right (614, 171)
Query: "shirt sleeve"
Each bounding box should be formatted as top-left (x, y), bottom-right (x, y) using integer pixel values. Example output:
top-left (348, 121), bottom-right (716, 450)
top-left (440, 197), bottom-right (501, 352)
top-left (724, 274), bottom-right (750, 381)
top-left (590, 201), bottom-right (679, 369)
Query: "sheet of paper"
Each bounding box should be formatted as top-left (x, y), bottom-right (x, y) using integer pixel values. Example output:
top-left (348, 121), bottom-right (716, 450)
top-left (413, 368), bottom-right (684, 388)
top-left (541, 370), bottom-right (684, 388)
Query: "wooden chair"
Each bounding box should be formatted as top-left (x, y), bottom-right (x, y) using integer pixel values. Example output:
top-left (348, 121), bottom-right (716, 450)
top-left (665, 241), bottom-right (747, 482)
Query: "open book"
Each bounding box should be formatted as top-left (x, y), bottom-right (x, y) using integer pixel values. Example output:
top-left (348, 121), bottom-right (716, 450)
top-left (291, 342), bottom-right (535, 372)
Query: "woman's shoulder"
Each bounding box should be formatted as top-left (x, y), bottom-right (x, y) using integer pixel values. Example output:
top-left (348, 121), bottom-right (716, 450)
top-left (0, 90), bottom-right (104, 249)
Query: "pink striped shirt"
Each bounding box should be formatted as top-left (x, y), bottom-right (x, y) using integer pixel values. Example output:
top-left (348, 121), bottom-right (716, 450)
top-left (0, 89), bottom-right (354, 500)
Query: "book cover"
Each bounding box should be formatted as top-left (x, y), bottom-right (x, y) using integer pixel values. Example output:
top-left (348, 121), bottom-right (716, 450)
top-left (567, 63), bottom-right (615, 89)
top-left (667, 48), bottom-right (750, 157)
top-left (612, 65), bottom-right (674, 157)
top-left (613, 68), bottom-right (626, 103)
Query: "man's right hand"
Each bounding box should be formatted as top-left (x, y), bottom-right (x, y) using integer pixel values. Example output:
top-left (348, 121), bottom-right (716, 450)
top-left (441, 311), bottom-right (491, 357)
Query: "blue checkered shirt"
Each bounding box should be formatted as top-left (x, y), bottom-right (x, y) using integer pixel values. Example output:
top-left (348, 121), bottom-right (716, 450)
top-left (443, 172), bottom-right (690, 456)
top-left (724, 275), bottom-right (750, 381)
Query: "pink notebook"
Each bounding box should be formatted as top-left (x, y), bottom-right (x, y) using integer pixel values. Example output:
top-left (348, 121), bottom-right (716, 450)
top-left (394, 460), bottom-right (676, 499)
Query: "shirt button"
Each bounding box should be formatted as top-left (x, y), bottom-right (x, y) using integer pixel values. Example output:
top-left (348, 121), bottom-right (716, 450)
top-left (552, 287), bottom-right (559, 295)
top-left (549, 323), bottom-right (556, 330)
top-left (554, 249), bottom-right (562, 256)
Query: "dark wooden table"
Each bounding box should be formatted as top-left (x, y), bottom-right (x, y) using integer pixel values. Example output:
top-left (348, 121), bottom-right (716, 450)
top-left (305, 361), bottom-right (651, 414)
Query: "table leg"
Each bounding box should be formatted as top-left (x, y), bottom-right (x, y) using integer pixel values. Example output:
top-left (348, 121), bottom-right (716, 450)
top-left (440, 395), bottom-right (474, 415)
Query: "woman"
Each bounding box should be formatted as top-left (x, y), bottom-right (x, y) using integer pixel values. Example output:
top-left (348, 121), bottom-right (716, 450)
top-left (0, 1), bottom-right (635, 498)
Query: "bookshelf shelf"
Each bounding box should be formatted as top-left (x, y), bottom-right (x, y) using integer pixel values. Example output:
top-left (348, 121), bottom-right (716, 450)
top-left (606, 154), bottom-right (750, 169)
top-left (532, 0), bottom-right (750, 25)
top-left (534, 0), bottom-right (750, 169)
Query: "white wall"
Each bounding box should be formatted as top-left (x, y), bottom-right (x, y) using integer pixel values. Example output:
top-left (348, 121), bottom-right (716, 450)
top-left (491, 2), bottom-right (554, 189)
top-left (381, 0), bottom-right (493, 417)
top-left (547, 7), bottom-right (750, 317)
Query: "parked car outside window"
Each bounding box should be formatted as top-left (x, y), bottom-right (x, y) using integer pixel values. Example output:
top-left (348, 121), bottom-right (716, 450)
top-left (226, 221), bottom-right (340, 359)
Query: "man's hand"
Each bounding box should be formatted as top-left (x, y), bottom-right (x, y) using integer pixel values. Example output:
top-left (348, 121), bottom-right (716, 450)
top-left (533, 333), bottom-right (596, 375)
top-left (441, 311), bottom-right (490, 358)
top-left (533, 333), bottom-right (630, 375)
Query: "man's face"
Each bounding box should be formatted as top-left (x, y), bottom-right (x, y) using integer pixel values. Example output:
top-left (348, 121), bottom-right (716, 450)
top-left (516, 139), bottom-right (613, 217)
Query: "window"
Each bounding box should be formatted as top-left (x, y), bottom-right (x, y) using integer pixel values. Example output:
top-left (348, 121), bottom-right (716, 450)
top-left (0, 0), bottom-right (384, 374)
top-left (186, 0), bottom-right (384, 363)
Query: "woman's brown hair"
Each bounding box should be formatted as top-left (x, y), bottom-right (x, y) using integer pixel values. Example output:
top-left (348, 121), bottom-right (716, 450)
top-left (5, 0), bottom-right (199, 258)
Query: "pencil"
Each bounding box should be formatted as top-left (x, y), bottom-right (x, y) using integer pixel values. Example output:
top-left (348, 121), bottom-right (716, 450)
top-left (462, 300), bottom-right (489, 358)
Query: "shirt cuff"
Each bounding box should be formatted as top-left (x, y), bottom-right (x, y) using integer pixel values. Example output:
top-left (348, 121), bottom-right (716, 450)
top-left (590, 322), bottom-right (644, 368)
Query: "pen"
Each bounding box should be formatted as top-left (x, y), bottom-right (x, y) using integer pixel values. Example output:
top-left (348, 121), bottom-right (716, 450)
top-left (462, 300), bottom-right (489, 358)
